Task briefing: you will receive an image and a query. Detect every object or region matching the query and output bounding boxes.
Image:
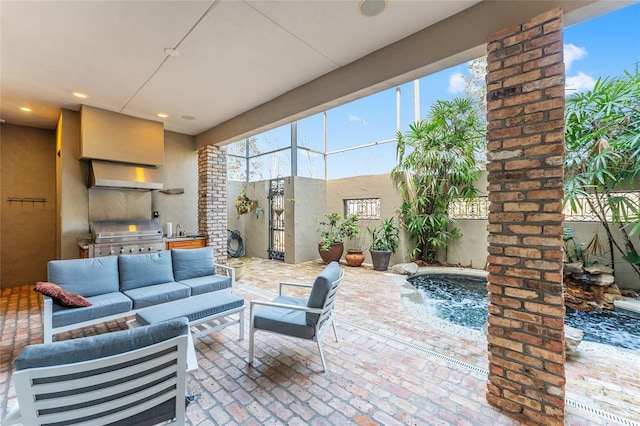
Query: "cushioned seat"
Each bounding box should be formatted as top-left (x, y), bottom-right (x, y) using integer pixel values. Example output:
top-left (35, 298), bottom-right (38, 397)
top-left (136, 292), bottom-right (244, 325)
top-left (252, 296), bottom-right (314, 339)
top-left (178, 274), bottom-right (232, 295)
top-left (52, 291), bottom-right (133, 328)
top-left (123, 282), bottom-right (190, 309)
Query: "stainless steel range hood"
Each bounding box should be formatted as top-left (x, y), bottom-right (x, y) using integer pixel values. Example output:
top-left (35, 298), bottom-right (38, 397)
top-left (89, 160), bottom-right (163, 190)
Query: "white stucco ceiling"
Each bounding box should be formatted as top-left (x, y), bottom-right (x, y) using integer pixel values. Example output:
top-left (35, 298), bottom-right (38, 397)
top-left (0, 0), bottom-right (630, 141)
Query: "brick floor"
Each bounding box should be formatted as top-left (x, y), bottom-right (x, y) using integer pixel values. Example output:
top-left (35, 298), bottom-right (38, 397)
top-left (1, 258), bottom-right (639, 425)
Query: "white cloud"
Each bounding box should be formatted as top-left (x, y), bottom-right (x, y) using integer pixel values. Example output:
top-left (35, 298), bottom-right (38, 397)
top-left (565, 71), bottom-right (596, 94)
top-left (564, 43), bottom-right (587, 72)
top-left (348, 114), bottom-right (368, 126)
top-left (448, 72), bottom-right (465, 94)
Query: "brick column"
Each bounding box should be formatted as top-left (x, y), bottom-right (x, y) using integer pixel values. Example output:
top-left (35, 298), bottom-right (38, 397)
top-left (485, 8), bottom-right (566, 425)
top-left (198, 145), bottom-right (228, 264)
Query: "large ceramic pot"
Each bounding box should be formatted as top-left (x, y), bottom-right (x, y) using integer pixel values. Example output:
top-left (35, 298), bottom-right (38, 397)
top-left (370, 249), bottom-right (392, 271)
top-left (318, 242), bottom-right (344, 264)
top-left (345, 249), bottom-right (365, 267)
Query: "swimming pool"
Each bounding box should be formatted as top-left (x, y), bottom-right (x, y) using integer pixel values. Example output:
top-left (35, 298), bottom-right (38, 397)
top-left (408, 273), bottom-right (640, 350)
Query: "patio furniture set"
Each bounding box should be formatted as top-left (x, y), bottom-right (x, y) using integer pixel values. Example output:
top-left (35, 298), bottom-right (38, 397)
top-left (2, 248), bottom-right (344, 425)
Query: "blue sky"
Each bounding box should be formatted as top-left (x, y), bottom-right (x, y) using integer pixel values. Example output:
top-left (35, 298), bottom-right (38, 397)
top-left (232, 3), bottom-right (640, 181)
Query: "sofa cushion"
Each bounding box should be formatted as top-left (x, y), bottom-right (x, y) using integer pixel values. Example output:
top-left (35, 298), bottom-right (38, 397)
top-left (136, 292), bottom-right (244, 325)
top-left (51, 292), bottom-right (133, 328)
top-left (34, 281), bottom-right (92, 308)
top-left (48, 256), bottom-right (119, 297)
top-left (15, 317), bottom-right (189, 370)
top-left (253, 296), bottom-right (315, 339)
top-left (177, 274), bottom-right (231, 295)
top-left (119, 251), bottom-right (175, 291)
top-left (306, 261), bottom-right (340, 326)
top-left (123, 282), bottom-right (190, 309)
top-left (171, 247), bottom-right (216, 281)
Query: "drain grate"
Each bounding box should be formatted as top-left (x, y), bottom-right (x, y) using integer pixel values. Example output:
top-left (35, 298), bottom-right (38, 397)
top-left (338, 318), bottom-right (640, 426)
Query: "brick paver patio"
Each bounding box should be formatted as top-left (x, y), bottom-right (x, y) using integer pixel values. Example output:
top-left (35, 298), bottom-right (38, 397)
top-left (1, 258), bottom-right (639, 425)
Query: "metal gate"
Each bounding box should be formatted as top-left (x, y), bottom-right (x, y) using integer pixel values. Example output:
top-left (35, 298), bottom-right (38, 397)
top-left (268, 178), bottom-right (285, 261)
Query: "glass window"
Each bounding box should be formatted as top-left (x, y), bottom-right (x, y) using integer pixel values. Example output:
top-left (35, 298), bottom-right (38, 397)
top-left (297, 149), bottom-right (324, 179)
top-left (325, 88), bottom-right (396, 152)
top-left (297, 113), bottom-right (325, 152)
top-left (252, 124), bottom-right (291, 155)
top-left (248, 149), bottom-right (292, 182)
top-left (327, 142), bottom-right (397, 179)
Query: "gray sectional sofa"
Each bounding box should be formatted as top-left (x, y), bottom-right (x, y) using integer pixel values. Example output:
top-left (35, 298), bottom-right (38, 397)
top-left (43, 247), bottom-right (234, 343)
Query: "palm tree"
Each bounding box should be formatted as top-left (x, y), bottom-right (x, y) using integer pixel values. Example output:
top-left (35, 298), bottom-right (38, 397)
top-left (392, 97), bottom-right (484, 263)
top-left (564, 67), bottom-right (640, 277)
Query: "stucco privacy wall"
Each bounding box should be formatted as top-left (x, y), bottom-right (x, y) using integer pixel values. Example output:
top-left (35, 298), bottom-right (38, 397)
top-left (485, 8), bottom-right (566, 424)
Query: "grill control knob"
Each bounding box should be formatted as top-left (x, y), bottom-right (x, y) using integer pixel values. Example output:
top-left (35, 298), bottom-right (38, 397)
top-left (109, 249), bottom-right (115, 255)
top-left (130, 248), bottom-right (136, 253)
top-left (119, 248), bottom-right (125, 254)
top-left (148, 247), bottom-right (153, 251)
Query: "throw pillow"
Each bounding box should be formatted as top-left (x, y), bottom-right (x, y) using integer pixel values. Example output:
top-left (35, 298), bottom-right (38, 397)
top-left (34, 282), bottom-right (92, 308)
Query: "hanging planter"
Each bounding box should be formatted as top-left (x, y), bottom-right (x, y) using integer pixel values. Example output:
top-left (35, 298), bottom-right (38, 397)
top-left (235, 189), bottom-right (258, 218)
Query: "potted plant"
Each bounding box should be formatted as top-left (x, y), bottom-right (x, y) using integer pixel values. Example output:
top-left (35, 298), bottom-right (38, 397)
top-left (316, 213), bottom-right (360, 264)
top-left (368, 217), bottom-right (399, 271)
top-left (235, 189), bottom-right (258, 218)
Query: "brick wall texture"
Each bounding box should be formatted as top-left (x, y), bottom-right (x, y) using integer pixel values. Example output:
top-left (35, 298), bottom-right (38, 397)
top-left (198, 145), bottom-right (228, 264)
top-left (485, 8), bottom-right (566, 425)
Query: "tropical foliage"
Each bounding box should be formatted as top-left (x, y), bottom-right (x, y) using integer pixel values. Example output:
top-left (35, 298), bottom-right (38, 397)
top-left (367, 218), bottom-right (400, 253)
top-left (391, 97), bottom-right (484, 263)
top-left (316, 213), bottom-right (360, 251)
top-left (564, 67), bottom-right (640, 277)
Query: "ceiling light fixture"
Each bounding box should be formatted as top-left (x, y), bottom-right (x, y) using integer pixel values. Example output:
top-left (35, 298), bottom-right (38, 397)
top-left (73, 92), bottom-right (88, 99)
top-left (358, 0), bottom-right (386, 17)
top-left (157, 113), bottom-right (168, 118)
top-left (19, 106), bottom-right (32, 112)
top-left (164, 48), bottom-right (180, 57)
top-left (180, 115), bottom-right (196, 121)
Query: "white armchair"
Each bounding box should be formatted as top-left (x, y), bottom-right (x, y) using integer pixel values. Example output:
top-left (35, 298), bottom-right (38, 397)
top-left (3, 318), bottom-right (190, 426)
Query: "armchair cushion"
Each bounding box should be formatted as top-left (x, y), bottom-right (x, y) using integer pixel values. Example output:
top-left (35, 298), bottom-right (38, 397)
top-left (253, 296), bottom-right (315, 339)
top-left (172, 247), bottom-right (216, 281)
top-left (15, 317), bottom-right (189, 370)
top-left (306, 261), bottom-right (340, 325)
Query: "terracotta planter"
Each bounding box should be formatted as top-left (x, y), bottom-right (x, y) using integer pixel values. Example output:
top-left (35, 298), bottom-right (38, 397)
top-left (345, 249), bottom-right (365, 267)
top-left (318, 242), bottom-right (344, 264)
top-left (370, 249), bottom-right (392, 271)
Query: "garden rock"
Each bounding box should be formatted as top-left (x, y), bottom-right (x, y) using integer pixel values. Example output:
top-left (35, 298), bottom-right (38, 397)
top-left (391, 263), bottom-right (419, 276)
top-left (564, 262), bottom-right (584, 275)
top-left (565, 325), bottom-right (584, 357)
top-left (584, 264), bottom-right (613, 275)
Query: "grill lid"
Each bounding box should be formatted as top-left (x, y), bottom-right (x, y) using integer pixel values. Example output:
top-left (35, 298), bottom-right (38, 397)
top-left (90, 219), bottom-right (163, 244)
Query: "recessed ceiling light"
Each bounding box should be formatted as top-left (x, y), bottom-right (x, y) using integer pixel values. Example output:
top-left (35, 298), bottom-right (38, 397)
top-left (157, 113), bottom-right (168, 118)
top-left (19, 106), bottom-right (32, 112)
top-left (73, 92), bottom-right (88, 99)
top-left (164, 48), bottom-right (179, 57)
top-left (358, 0), bottom-right (386, 17)
top-left (180, 115), bottom-right (196, 120)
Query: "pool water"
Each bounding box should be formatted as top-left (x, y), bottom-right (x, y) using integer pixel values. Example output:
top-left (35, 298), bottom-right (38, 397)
top-left (408, 274), bottom-right (640, 350)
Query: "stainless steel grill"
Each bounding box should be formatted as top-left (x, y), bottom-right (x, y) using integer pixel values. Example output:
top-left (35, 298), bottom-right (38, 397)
top-left (88, 219), bottom-right (165, 257)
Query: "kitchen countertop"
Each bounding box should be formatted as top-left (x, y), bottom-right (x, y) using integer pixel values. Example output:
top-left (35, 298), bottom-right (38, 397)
top-left (165, 235), bottom-right (205, 242)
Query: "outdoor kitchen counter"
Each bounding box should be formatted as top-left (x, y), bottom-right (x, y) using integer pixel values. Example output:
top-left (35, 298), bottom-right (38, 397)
top-left (165, 236), bottom-right (206, 250)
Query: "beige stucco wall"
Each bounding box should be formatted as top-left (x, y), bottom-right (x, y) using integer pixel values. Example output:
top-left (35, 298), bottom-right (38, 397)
top-left (227, 181), bottom-right (270, 259)
top-left (1, 123), bottom-right (56, 288)
top-left (152, 131), bottom-right (198, 236)
top-left (291, 177), bottom-right (327, 264)
top-left (57, 110), bottom-right (89, 260)
top-left (327, 173), bottom-right (409, 266)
